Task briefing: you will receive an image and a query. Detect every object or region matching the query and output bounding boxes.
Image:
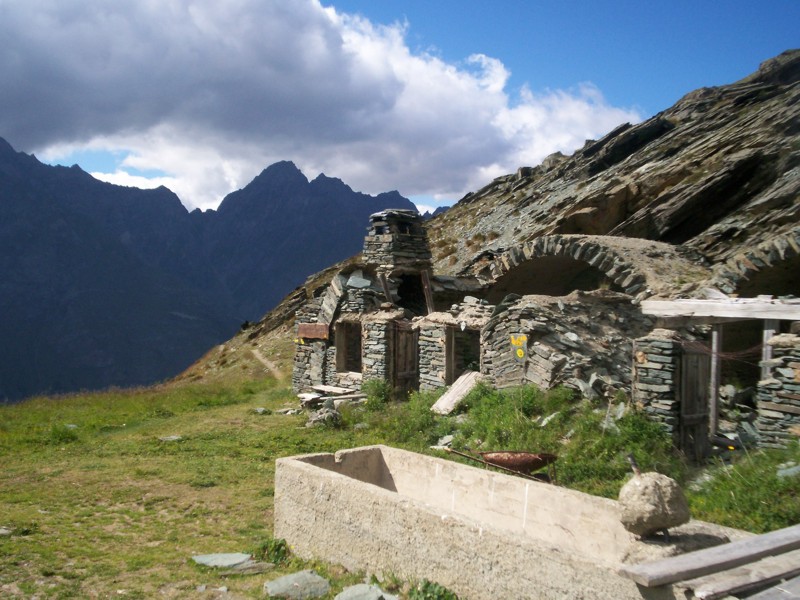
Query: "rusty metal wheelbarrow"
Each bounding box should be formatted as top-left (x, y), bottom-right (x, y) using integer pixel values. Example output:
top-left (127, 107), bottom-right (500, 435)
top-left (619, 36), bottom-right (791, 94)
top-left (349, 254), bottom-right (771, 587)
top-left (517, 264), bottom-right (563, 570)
top-left (446, 448), bottom-right (558, 483)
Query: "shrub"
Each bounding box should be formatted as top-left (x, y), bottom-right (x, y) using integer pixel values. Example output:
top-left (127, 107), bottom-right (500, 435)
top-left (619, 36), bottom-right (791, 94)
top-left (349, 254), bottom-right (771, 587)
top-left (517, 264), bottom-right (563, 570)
top-left (410, 579), bottom-right (458, 600)
top-left (254, 537), bottom-right (290, 565)
top-left (362, 379), bottom-right (391, 411)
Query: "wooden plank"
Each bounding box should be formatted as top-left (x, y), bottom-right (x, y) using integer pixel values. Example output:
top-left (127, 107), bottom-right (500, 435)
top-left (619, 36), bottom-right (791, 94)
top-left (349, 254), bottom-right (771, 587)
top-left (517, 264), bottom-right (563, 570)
top-left (319, 393), bottom-right (367, 401)
top-left (431, 371), bottom-right (481, 415)
top-left (618, 523), bottom-right (800, 587)
top-left (641, 299), bottom-right (800, 321)
top-left (379, 273), bottom-right (393, 304)
top-left (709, 325), bottom-right (722, 436)
top-left (311, 384), bottom-right (354, 395)
top-left (421, 270), bottom-right (435, 315)
top-left (747, 574), bottom-right (800, 600)
top-left (680, 549), bottom-right (800, 599)
top-left (297, 323), bottom-right (329, 340)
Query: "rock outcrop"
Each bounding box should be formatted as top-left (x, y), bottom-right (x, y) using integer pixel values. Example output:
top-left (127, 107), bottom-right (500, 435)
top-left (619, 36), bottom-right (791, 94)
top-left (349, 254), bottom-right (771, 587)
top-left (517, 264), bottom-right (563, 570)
top-left (428, 50), bottom-right (800, 297)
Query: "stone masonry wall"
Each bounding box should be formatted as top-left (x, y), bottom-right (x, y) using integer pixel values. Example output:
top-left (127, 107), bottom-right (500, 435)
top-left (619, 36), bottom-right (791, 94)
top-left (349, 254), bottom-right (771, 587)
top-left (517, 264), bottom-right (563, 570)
top-left (756, 333), bottom-right (800, 448)
top-left (479, 291), bottom-right (648, 398)
top-left (292, 340), bottom-right (330, 392)
top-left (632, 330), bottom-right (681, 442)
top-left (363, 320), bottom-right (391, 383)
top-left (418, 324), bottom-right (447, 391)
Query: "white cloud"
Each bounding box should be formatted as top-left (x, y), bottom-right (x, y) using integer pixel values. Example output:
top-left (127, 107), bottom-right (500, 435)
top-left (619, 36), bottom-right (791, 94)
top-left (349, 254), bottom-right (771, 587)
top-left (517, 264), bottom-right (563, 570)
top-left (1, 0), bottom-right (641, 210)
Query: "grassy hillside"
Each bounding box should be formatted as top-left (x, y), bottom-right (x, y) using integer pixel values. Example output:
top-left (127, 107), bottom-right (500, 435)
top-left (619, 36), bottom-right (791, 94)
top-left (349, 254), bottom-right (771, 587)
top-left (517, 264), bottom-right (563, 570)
top-left (1, 375), bottom-right (798, 598)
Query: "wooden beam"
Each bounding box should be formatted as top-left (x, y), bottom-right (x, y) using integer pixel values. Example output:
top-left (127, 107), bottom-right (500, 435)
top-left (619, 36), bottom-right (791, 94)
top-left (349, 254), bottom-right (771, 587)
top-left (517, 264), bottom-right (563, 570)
top-left (747, 574), bottom-right (800, 599)
top-left (680, 548), bottom-right (800, 599)
top-left (431, 371), bottom-right (482, 415)
top-left (421, 269), bottom-right (435, 315)
top-left (709, 324), bottom-right (722, 436)
top-left (642, 299), bottom-right (800, 321)
top-left (618, 523), bottom-right (800, 587)
top-left (379, 273), bottom-right (393, 304)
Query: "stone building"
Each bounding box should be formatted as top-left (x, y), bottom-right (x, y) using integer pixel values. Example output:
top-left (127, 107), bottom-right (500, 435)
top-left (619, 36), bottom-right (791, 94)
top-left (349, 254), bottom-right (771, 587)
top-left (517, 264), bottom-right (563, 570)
top-left (293, 212), bottom-right (800, 452)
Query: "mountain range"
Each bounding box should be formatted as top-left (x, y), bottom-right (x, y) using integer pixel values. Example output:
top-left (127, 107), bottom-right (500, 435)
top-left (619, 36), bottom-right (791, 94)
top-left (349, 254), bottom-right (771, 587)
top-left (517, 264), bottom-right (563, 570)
top-left (0, 143), bottom-right (414, 401)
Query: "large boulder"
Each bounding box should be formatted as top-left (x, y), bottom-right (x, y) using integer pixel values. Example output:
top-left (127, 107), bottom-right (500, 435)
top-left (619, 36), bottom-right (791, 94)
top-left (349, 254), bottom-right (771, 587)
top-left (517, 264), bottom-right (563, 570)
top-left (618, 472), bottom-right (690, 536)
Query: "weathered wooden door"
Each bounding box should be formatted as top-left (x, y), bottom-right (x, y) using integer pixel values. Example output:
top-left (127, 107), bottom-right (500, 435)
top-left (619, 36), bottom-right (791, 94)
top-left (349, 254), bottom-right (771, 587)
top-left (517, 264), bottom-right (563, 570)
top-left (394, 320), bottom-right (418, 394)
top-left (680, 348), bottom-right (711, 462)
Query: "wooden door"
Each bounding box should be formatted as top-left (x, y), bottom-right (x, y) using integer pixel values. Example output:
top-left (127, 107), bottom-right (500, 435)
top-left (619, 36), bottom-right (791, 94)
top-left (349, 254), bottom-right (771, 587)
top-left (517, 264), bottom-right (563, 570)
top-left (394, 320), bottom-right (418, 394)
top-left (680, 348), bottom-right (711, 462)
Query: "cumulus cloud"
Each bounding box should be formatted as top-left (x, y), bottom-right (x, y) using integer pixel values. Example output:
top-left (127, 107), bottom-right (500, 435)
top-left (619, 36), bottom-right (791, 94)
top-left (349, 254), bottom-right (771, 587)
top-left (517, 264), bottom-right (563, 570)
top-left (1, 0), bottom-right (641, 210)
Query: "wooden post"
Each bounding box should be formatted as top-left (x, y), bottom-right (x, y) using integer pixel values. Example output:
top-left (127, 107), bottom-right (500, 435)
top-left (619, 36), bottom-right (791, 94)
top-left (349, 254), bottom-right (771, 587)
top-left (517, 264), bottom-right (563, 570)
top-left (421, 270), bottom-right (435, 315)
top-left (762, 319), bottom-right (779, 380)
top-left (379, 273), bottom-right (393, 304)
top-left (709, 324), bottom-right (723, 436)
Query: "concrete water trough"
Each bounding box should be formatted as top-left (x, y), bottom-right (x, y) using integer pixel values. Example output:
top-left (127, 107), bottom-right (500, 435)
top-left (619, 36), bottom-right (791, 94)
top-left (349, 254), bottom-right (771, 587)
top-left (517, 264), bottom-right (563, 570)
top-left (274, 445), bottom-right (742, 600)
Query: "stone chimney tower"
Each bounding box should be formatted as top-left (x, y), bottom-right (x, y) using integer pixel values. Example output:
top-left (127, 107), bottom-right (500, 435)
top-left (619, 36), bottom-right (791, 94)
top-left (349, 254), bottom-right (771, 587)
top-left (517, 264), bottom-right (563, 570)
top-left (362, 209), bottom-right (432, 276)
top-left (362, 209), bottom-right (433, 314)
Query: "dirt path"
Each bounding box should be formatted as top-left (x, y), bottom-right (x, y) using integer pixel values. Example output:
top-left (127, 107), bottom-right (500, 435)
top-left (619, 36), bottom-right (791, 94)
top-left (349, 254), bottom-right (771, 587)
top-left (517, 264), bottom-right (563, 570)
top-left (251, 348), bottom-right (284, 381)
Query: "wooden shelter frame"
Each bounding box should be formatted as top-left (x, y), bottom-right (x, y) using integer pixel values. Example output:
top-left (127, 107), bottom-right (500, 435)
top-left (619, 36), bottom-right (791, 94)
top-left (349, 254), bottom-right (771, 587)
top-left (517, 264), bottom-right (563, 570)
top-left (641, 297), bottom-right (800, 436)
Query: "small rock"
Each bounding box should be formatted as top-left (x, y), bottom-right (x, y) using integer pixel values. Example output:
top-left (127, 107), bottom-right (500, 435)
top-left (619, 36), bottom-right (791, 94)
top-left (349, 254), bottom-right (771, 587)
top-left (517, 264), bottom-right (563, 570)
top-left (253, 407), bottom-right (272, 415)
top-left (306, 407), bottom-right (341, 428)
top-left (276, 408), bottom-right (303, 415)
top-left (436, 435), bottom-right (454, 447)
top-left (354, 422), bottom-right (369, 430)
top-left (159, 435), bottom-right (182, 442)
top-left (221, 560), bottom-right (274, 576)
top-left (192, 553), bottom-right (252, 568)
top-left (335, 583), bottom-right (399, 600)
top-left (65, 424), bottom-right (78, 430)
top-left (619, 472), bottom-right (690, 536)
top-left (264, 570), bottom-right (330, 599)
top-left (0, 527), bottom-right (11, 536)
top-left (777, 464), bottom-right (800, 479)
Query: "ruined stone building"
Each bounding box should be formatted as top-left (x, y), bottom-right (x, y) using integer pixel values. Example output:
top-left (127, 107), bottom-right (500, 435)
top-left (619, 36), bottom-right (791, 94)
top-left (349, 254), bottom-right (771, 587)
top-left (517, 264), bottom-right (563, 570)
top-left (293, 210), bottom-right (800, 455)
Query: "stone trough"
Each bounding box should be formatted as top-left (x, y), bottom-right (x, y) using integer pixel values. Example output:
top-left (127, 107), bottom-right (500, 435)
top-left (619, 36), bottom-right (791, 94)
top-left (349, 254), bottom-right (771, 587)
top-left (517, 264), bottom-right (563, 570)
top-left (274, 445), bottom-right (739, 600)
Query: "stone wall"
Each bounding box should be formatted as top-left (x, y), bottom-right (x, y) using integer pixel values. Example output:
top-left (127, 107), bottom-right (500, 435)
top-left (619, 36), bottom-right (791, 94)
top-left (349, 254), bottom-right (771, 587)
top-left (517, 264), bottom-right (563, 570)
top-left (363, 232), bottom-right (432, 272)
top-left (480, 291), bottom-right (649, 398)
top-left (756, 333), bottom-right (800, 448)
top-left (363, 320), bottom-right (391, 382)
top-left (292, 339), bottom-right (330, 392)
top-left (632, 330), bottom-right (682, 441)
top-left (418, 323), bottom-right (447, 390)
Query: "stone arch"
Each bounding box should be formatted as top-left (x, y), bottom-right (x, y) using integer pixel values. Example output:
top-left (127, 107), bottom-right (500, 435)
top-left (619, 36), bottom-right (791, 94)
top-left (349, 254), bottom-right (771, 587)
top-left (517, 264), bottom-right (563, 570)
top-left (473, 235), bottom-right (650, 303)
top-left (464, 234), bottom-right (711, 303)
top-left (709, 228), bottom-right (800, 297)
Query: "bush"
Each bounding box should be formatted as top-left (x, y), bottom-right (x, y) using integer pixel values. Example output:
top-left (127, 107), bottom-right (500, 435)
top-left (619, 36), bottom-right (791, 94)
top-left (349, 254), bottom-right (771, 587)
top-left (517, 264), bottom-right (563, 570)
top-left (362, 379), bottom-right (391, 411)
top-left (253, 537), bottom-right (290, 565)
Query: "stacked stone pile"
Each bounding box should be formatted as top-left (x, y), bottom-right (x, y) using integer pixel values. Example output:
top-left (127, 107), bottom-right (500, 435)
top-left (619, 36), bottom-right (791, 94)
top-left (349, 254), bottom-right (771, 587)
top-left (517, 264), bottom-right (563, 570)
top-left (632, 330), bottom-right (682, 438)
top-left (757, 333), bottom-right (800, 447)
top-left (480, 290), bottom-right (654, 397)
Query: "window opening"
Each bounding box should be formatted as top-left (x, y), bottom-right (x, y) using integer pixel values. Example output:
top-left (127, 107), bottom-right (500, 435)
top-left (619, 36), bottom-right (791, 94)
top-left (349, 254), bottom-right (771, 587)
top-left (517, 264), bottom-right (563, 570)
top-left (336, 322), bottom-right (362, 373)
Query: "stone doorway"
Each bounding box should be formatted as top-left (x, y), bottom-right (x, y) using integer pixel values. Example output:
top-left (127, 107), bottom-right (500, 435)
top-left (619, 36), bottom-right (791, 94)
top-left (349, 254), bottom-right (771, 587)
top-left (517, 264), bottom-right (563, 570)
top-left (445, 327), bottom-right (481, 385)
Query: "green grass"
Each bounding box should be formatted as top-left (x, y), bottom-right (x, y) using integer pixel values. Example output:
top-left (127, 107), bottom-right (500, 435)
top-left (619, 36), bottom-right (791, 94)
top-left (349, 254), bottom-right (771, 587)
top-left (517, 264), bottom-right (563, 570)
top-left (1, 379), bottom-right (798, 598)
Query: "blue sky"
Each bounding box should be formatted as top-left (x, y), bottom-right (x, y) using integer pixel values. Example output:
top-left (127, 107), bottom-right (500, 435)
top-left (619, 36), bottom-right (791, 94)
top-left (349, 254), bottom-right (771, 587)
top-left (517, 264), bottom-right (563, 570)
top-left (1, 0), bottom-right (796, 212)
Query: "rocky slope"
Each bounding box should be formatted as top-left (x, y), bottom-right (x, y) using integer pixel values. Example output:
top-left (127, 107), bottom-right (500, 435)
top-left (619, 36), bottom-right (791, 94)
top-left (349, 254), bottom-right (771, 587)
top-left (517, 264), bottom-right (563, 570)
top-left (427, 50), bottom-right (799, 289)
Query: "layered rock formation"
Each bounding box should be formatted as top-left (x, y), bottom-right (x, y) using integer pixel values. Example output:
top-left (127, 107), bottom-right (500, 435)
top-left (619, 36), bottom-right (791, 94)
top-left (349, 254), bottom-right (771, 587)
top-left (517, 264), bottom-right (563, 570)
top-left (428, 50), bottom-right (800, 298)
